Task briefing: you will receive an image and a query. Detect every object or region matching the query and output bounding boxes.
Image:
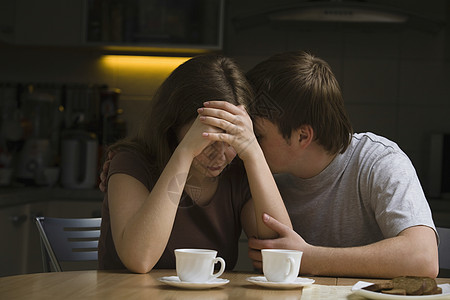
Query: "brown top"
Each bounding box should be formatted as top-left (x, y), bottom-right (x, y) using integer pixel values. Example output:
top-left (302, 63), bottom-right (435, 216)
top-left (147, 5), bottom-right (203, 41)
top-left (98, 150), bottom-right (251, 271)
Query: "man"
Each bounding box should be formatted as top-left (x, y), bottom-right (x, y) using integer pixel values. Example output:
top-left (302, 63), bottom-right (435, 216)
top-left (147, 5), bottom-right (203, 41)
top-left (100, 51), bottom-right (438, 278)
top-left (242, 51), bottom-right (438, 278)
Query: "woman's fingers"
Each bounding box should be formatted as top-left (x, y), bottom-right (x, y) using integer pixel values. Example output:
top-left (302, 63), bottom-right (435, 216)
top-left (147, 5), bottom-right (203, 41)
top-left (200, 115), bottom-right (238, 134)
top-left (197, 101), bottom-right (256, 157)
top-left (198, 106), bottom-right (251, 134)
top-left (198, 101), bottom-right (249, 125)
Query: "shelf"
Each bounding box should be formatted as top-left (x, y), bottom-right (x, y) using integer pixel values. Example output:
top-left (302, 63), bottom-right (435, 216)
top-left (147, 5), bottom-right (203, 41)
top-left (1, 0), bottom-right (224, 55)
top-left (84, 0), bottom-right (225, 54)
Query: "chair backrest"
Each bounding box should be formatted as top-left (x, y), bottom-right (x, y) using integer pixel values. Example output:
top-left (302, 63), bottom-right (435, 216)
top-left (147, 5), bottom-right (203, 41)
top-left (437, 227), bottom-right (450, 270)
top-left (35, 216), bottom-right (101, 272)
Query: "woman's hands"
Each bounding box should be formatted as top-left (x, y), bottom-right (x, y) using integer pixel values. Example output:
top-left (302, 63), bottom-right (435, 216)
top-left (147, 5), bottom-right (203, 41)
top-left (177, 115), bottom-right (223, 159)
top-left (197, 101), bottom-right (257, 161)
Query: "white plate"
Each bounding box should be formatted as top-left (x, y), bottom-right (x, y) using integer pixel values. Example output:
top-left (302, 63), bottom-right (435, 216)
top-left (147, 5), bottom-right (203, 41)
top-left (246, 276), bottom-right (315, 289)
top-left (352, 281), bottom-right (450, 299)
top-left (158, 276), bottom-right (229, 290)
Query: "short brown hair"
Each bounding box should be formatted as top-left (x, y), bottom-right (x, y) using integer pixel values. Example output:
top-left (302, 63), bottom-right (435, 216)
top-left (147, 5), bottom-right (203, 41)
top-left (246, 51), bottom-right (352, 154)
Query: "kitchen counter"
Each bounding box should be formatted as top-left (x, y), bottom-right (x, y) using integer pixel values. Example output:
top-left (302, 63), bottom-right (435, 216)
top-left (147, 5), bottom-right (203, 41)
top-left (0, 186), bottom-right (103, 208)
top-left (0, 186), bottom-right (449, 225)
top-left (0, 185), bottom-right (104, 276)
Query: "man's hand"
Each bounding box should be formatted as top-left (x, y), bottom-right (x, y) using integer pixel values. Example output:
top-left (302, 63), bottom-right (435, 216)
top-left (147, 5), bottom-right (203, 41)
top-left (248, 213), bottom-right (310, 270)
top-left (99, 150), bottom-right (116, 193)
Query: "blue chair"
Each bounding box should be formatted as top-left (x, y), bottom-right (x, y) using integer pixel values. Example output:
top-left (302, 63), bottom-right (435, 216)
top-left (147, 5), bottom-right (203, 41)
top-left (35, 217), bottom-right (101, 272)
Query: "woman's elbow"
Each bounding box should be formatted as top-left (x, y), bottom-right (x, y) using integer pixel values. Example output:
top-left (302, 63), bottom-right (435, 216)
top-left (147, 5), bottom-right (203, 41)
top-left (119, 249), bottom-right (158, 274)
top-left (124, 259), bottom-right (156, 274)
top-left (128, 264), bottom-right (153, 274)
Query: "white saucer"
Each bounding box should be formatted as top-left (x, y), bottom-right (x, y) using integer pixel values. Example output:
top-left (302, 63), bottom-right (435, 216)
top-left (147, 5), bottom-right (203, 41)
top-left (158, 276), bottom-right (229, 289)
top-left (246, 276), bottom-right (315, 289)
top-left (352, 281), bottom-right (450, 299)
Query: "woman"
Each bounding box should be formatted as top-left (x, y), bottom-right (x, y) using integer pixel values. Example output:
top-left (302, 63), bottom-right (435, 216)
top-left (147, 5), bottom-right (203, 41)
top-left (98, 54), bottom-right (291, 273)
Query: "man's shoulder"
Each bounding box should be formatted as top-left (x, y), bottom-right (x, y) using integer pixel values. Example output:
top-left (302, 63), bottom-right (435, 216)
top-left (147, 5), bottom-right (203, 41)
top-left (348, 132), bottom-right (413, 174)
top-left (353, 132), bottom-right (397, 146)
top-left (351, 132), bottom-right (403, 155)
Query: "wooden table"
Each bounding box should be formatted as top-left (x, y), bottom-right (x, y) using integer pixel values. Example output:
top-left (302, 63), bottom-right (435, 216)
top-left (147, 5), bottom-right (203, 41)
top-left (0, 270), bottom-right (449, 300)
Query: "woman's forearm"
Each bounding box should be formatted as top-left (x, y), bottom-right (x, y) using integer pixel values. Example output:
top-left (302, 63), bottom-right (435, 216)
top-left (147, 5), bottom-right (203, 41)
top-left (108, 148), bottom-right (193, 273)
top-left (243, 145), bottom-right (292, 239)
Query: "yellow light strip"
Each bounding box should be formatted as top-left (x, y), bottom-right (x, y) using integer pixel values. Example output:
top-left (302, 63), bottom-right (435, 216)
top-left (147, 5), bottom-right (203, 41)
top-left (99, 55), bottom-right (191, 74)
top-left (101, 45), bottom-right (213, 55)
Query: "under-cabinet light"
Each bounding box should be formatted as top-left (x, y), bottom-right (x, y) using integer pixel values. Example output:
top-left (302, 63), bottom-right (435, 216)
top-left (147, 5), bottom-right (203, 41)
top-left (100, 55), bottom-right (190, 74)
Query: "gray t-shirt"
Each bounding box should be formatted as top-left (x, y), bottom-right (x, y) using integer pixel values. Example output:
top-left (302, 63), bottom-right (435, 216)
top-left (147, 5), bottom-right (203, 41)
top-left (275, 132), bottom-right (436, 247)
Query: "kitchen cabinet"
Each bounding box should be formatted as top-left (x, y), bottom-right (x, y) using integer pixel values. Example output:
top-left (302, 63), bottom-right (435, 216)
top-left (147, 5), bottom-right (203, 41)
top-left (0, 204), bottom-right (31, 276)
top-left (0, 195), bottom-right (102, 276)
top-left (85, 0), bottom-right (224, 52)
top-left (23, 203), bottom-right (48, 275)
top-left (0, 0), bottom-right (84, 46)
top-left (0, 202), bottom-right (48, 276)
top-left (0, 1), bottom-right (14, 43)
top-left (0, 0), bottom-right (224, 53)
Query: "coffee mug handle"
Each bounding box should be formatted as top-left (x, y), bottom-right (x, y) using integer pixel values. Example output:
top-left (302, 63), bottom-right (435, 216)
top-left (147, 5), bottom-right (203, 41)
top-left (285, 257), bottom-right (296, 277)
top-left (212, 257), bottom-right (226, 278)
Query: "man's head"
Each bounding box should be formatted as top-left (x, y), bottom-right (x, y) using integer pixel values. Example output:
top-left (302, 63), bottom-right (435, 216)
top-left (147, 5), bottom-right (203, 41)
top-left (247, 51), bottom-right (353, 156)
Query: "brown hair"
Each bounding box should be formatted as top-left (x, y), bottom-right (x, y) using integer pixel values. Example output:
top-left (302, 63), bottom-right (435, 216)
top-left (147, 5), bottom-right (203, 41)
top-left (109, 54), bottom-right (253, 175)
top-left (246, 51), bottom-right (353, 155)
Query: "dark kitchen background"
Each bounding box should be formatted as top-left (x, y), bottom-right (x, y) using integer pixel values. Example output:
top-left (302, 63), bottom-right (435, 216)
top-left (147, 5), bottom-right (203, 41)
top-left (0, 0), bottom-right (449, 276)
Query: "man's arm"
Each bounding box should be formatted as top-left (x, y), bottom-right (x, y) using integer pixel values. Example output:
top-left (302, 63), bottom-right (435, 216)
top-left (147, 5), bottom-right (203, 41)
top-left (248, 214), bottom-right (439, 278)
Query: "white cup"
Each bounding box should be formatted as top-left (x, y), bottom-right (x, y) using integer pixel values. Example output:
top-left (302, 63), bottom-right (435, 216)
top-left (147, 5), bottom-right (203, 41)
top-left (174, 249), bottom-right (226, 283)
top-left (262, 249), bottom-right (303, 283)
